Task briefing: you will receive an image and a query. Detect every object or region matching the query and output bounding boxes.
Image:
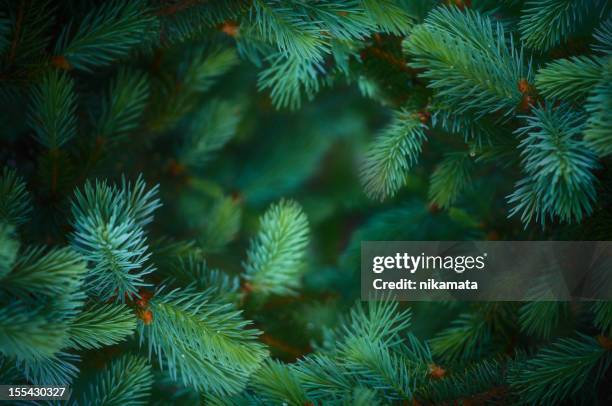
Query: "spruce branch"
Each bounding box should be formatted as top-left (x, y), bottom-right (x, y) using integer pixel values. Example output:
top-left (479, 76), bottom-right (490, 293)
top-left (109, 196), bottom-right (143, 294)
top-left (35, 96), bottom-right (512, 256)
top-left (54, 0), bottom-right (158, 71)
top-left (139, 286), bottom-right (268, 396)
top-left (0, 223), bottom-right (19, 278)
top-left (17, 352), bottom-right (80, 385)
top-left (250, 359), bottom-right (309, 405)
top-left (519, 301), bottom-right (569, 339)
top-left (509, 333), bottom-right (612, 404)
top-left (404, 6), bottom-right (529, 118)
top-left (178, 99), bottom-right (242, 170)
top-left (360, 110), bottom-right (427, 201)
top-left (243, 199), bottom-right (310, 297)
top-left (428, 152), bottom-right (474, 209)
top-left (27, 69), bottom-right (77, 149)
top-left (593, 17), bottom-right (612, 55)
top-left (80, 355), bottom-right (153, 406)
top-left (592, 302), bottom-right (612, 336)
top-left (68, 303), bottom-right (136, 351)
top-left (508, 103), bottom-right (598, 225)
top-left (95, 68), bottom-right (150, 142)
top-left (535, 55), bottom-right (608, 102)
top-left (360, 0), bottom-right (414, 35)
top-left (519, 0), bottom-right (606, 52)
top-left (584, 77), bottom-right (612, 157)
top-left (70, 176), bottom-right (160, 301)
top-left (0, 167), bottom-right (32, 226)
top-left (429, 312), bottom-right (491, 362)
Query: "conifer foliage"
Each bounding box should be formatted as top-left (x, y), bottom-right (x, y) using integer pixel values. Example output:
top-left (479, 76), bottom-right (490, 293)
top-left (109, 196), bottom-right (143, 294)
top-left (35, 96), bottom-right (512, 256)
top-left (0, 0), bottom-right (611, 405)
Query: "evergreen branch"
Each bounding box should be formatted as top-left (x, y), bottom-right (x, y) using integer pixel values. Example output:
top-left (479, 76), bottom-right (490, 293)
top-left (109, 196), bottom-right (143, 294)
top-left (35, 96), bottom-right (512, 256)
top-left (404, 6), bottom-right (528, 117)
top-left (420, 357), bottom-right (510, 404)
top-left (341, 338), bottom-right (414, 400)
top-left (243, 199), bottom-right (309, 297)
top-left (295, 354), bottom-right (355, 402)
top-left (535, 56), bottom-right (608, 102)
top-left (0, 223), bottom-right (19, 278)
top-left (250, 359), bottom-right (309, 405)
top-left (139, 287), bottom-right (268, 395)
top-left (1, 246), bottom-right (86, 298)
top-left (200, 196), bottom-right (242, 253)
top-left (249, 0), bottom-right (327, 62)
top-left (27, 70), bottom-right (77, 149)
top-left (360, 0), bottom-right (414, 35)
top-left (17, 352), bottom-right (80, 385)
top-left (0, 167), bottom-right (32, 226)
top-left (54, 0), bottom-right (158, 71)
top-left (509, 333), bottom-right (612, 404)
top-left (429, 312), bottom-right (491, 362)
top-left (70, 177), bottom-right (160, 301)
top-left (68, 303), bottom-right (136, 350)
top-left (519, 301), bottom-right (569, 339)
top-left (360, 110), bottom-right (427, 201)
top-left (519, 0), bottom-right (605, 52)
top-left (148, 47), bottom-right (238, 131)
top-left (257, 52), bottom-right (322, 109)
top-left (508, 103), bottom-right (598, 225)
top-left (428, 152), bottom-right (473, 209)
top-left (584, 77), bottom-right (612, 157)
top-left (166, 255), bottom-right (240, 302)
top-left (0, 301), bottom-right (68, 360)
top-left (178, 99), bottom-right (242, 170)
top-left (593, 17), bottom-right (612, 55)
top-left (156, 0), bottom-right (247, 44)
top-left (95, 68), bottom-right (150, 142)
top-left (2, 0), bottom-right (56, 66)
top-left (298, 1), bottom-right (373, 40)
top-left (592, 301), bottom-right (612, 336)
top-left (81, 355), bottom-right (153, 406)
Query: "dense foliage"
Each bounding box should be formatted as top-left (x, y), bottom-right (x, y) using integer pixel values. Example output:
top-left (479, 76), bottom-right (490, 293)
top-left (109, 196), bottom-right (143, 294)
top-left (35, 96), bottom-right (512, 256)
top-left (1, 0), bottom-right (611, 405)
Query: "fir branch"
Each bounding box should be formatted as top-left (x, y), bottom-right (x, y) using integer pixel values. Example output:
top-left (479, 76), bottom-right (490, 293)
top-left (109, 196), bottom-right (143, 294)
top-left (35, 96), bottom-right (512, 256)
top-left (70, 177), bottom-right (160, 301)
top-left (200, 196), bottom-right (242, 253)
top-left (2, 246), bottom-right (86, 298)
top-left (149, 47), bottom-right (238, 131)
top-left (519, 0), bottom-right (606, 52)
top-left (81, 355), bottom-right (153, 406)
top-left (95, 68), bottom-right (150, 142)
top-left (509, 333), bottom-right (612, 404)
top-left (592, 301), bottom-right (612, 336)
top-left (428, 152), bottom-right (474, 209)
top-left (248, 0), bottom-right (327, 63)
top-left (166, 255), bottom-right (240, 302)
top-left (404, 6), bottom-right (528, 117)
top-left (178, 99), bottom-right (242, 170)
top-left (54, 0), bottom-right (158, 71)
top-left (360, 0), bottom-right (414, 35)
top-left (294, 354), bottom-right (355, 402)
top-left (341, 338), bottom-right (414, 400)
top-left (250, 359), bottom-right (309, 405)
top-left (27, 70), bottom-right (78, 149)
top-left (18, 352), bottom-right (80, 385)
top-left (519, 301), bottom-right (569, 339)
top-left (584, 77), bottom-right (612, 157)
top-left (243, 199), bottom-right (310, 297)
top-left (360, 110), bottom-right (427, 201)
top-left (535, 56), bottom-right (608, 102)
top-left (508, 103), bottom-right (598, 225)
top-left (0, 223), bottom-right (19, 278)
top-left (68, 303), bottom-right (136, 350)
top-left (593, 17), bottom-right (612, 55)
top-left (257, 52), bottom-right (322, 109)
top-left (2, 0), bottom-right (56, 66)
top-left (139, 287), bottom-right (268, 396)
top-left (0, 302), bottom-right (68, 361)
top-left (0, 167), bottom-right (32, 226)
top-left (429, 312), bottom-right (491, 362)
